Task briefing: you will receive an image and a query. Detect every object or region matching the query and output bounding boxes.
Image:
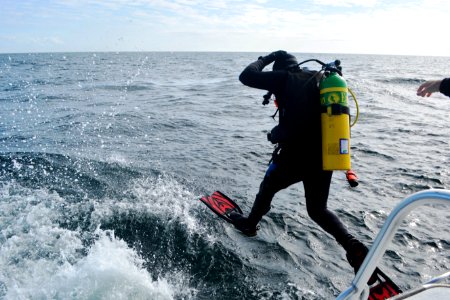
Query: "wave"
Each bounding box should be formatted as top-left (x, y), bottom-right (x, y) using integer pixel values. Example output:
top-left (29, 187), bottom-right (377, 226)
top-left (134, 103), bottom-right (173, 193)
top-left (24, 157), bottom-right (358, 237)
top-left (0, 154), bottom-right (261, 299)
top-left (0, 181), bottom-right (191, 299)
top-left (94, 84), bottom-right (154, 92)
top-left (0, 152), bottom-right (146, 200)
top-left (354, 147), bottom-right (395, 161)
top-left (375, 77), bottom-right (424, 85)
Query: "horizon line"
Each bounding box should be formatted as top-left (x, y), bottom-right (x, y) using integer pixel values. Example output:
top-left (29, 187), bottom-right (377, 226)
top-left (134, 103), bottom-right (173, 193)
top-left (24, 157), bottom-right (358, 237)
top-left (1, 50), bottom-right (448, 58)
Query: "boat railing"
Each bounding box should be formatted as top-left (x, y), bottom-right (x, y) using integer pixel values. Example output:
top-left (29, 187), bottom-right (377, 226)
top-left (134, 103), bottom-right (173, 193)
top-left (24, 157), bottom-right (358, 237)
top-left (336, 189), bottom-right (450, 300)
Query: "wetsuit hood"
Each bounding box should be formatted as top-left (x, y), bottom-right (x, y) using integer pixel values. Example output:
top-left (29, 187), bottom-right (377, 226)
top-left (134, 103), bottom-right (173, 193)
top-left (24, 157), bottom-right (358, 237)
top-left (273, 53), bottom-right (298, 71)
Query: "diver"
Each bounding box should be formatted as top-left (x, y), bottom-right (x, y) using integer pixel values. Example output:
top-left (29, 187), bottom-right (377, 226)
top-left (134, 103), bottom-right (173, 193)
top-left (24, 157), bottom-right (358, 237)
top-left (417, 78), bottom-right (450, 97)
top-left (230, 50), bottom-right (372, 277)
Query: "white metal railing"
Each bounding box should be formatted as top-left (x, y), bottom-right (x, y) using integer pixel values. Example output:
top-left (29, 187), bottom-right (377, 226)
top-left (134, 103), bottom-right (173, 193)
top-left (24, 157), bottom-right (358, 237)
top-left (336, 189), bottom-right (450, 300)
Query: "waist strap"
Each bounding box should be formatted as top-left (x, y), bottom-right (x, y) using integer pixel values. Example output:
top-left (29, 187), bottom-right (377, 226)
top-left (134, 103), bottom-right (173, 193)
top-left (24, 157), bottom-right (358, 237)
top-left (321, 103), bottom-right (350, 115)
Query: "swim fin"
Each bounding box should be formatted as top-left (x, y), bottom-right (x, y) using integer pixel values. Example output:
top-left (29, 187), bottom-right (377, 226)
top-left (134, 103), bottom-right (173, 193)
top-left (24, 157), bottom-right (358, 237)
top-left (200, 191), bottom-right (243, 223)
top-left (368, 268), bottom-right (402, 300)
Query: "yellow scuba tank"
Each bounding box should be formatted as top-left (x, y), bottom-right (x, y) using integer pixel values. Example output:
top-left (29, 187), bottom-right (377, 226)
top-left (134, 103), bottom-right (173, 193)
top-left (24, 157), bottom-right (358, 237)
top-left (319, 72), bottom-right (351, 170)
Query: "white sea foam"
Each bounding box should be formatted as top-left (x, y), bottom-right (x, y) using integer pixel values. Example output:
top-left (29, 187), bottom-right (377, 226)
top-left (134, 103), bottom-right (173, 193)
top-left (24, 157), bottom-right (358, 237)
top-left (92, 174), bottom-right (209, 237)
top-left (0, 182), bottom-right (196, 300)
top-left (32, 230), bottom-right (176, 300)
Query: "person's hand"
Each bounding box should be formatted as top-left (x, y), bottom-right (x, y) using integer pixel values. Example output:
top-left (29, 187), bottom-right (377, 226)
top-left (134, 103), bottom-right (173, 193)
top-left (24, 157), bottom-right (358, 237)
top-left (417, 80), bottom-right (442, 97)
top-left (258, 50), bottom-right (287, 65)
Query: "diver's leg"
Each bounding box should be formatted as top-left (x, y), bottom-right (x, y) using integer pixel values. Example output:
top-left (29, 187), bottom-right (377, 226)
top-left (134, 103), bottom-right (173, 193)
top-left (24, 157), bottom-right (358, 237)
top-left (303, 170), bottom-right (352, 243)
top-left (302, 170), bottom-right (355, 252)
top-left (230, 159), bottom-right (299, 235)
top-left (303, 170), bottom-right (373, 279)
top-left (246, 160), bottom-right (299, 227)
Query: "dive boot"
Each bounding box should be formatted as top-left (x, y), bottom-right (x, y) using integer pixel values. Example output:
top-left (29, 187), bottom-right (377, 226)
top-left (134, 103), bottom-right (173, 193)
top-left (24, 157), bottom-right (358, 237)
top-left (345, 238), bottom-right (378, 285)
top-left (229, 211), bottom-right (258, 237)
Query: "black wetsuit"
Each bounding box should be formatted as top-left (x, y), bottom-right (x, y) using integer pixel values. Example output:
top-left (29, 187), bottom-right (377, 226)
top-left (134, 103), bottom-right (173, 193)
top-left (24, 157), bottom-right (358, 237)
top-left (440, 78), bottom-right (450, 97)
top-left (239, 58), bottom-right (352, 247)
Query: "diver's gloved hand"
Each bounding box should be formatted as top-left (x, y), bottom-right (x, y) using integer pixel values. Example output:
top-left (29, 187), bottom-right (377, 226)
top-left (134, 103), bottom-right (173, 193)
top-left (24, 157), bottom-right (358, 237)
top-left (258, 50), bottom-right (287, 66)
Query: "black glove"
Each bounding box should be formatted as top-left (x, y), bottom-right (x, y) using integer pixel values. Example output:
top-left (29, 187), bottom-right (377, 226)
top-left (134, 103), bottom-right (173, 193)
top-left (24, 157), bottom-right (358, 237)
top-left (258, 50), bottom-right (287, 66)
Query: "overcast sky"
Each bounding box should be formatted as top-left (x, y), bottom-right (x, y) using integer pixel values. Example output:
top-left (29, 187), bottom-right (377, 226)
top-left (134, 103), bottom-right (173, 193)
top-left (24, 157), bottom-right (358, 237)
top-left (1, 0), bottom-right (449, 56)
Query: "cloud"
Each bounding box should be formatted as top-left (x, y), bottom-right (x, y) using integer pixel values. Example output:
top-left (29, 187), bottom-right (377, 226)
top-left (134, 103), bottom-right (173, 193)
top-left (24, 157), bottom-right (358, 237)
top-left (0, 35), bottom-right (18, 42)
top-left (314, 0), bottom-right (378, 7)
top-left (1, 0), bottom-right (449, 55)
top-left (31, 36), bottom-right (64, 46)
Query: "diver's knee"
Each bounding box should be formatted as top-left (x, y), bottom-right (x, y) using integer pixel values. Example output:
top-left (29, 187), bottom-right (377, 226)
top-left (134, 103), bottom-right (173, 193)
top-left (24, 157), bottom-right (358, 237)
top-left (306, 206), bottom-right (324, 222)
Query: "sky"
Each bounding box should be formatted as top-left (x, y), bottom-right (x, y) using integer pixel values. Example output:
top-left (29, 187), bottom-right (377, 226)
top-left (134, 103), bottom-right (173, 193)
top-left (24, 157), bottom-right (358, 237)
top-left (0, 0), bottom-right (449, 56)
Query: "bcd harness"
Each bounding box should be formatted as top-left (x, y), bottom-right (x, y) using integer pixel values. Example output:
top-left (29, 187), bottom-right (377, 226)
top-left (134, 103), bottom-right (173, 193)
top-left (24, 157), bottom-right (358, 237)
top-left (263, 59), bottom-right (360, 174)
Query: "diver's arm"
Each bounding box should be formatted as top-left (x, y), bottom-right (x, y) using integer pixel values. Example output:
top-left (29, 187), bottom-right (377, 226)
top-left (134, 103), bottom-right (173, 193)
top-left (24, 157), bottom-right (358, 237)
top-left (239, 59), bottom-right (286, 92)
top-left (439, 78), bottom-right (450, 97)
top-left (417, 78), bottom-right (450, 97)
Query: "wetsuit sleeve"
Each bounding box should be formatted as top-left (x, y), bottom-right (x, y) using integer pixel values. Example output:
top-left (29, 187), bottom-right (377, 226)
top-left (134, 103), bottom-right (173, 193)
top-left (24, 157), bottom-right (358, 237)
top-left (239, 59), bottom-right (286, 92)
top-left (439, 78), bottom-right (450, 97)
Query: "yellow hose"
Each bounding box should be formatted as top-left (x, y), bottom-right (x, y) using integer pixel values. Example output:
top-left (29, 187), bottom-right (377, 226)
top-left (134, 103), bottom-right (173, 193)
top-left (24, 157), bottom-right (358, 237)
top-left (348, 87), bottom-right (359, 127)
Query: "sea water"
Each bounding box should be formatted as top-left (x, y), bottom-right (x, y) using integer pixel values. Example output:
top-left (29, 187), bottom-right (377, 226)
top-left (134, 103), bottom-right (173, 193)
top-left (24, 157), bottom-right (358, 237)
top-left (0, 52), bottom-right (449, 299)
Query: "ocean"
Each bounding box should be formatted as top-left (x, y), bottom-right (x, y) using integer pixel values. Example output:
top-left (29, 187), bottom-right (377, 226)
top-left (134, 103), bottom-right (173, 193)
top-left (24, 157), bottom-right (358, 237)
top-left (0, 52), bottom-right (449, 299)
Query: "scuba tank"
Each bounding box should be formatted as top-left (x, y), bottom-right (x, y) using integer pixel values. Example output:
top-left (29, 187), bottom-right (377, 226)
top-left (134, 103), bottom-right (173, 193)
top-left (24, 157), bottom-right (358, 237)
top-left (319, 68), bottom-right (351, 170)
top-left (294, 59), bottom-right (354, 171)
